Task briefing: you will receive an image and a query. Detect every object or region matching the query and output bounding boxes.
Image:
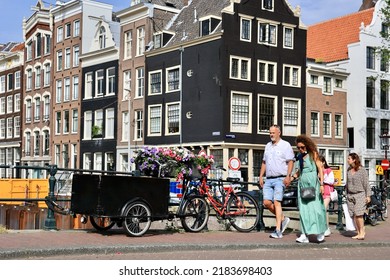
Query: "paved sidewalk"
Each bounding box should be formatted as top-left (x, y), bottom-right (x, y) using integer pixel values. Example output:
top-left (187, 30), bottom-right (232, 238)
top-left (1, 217), bottom-right (390, 259)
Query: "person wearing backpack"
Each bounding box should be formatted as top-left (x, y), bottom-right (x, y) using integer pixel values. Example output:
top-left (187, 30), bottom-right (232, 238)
top-left (319, 155), bottom-right (335, 237)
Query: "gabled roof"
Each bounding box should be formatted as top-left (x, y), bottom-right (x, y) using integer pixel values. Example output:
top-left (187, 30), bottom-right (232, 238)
top-left (165, 0), bottom-right (231, 47)
top-left (307, 8), bottom-right (374, 63)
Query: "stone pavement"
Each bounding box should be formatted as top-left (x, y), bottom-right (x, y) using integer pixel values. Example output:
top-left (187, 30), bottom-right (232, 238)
top-left (1, 215), bottom-right (390, 260)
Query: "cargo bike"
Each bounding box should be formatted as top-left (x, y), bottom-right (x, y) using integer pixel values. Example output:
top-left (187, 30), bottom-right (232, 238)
top-left (47, 167), bottom-right (260, 237)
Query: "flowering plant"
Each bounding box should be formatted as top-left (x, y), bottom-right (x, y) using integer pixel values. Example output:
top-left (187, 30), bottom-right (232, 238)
top-left (131, 146), bottom-right (214, 179)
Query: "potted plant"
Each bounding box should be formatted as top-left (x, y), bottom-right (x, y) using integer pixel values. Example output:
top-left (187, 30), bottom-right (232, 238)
top-left (92, 125), bottom-right (103, 138)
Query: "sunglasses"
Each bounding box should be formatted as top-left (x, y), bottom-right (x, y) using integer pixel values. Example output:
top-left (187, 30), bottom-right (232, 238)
top-left (297, 145), bottom-right (306, 150)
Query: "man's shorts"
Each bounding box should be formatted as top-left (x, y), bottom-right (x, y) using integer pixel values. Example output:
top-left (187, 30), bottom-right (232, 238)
top-left (262, 177), bottom-right (285, 202)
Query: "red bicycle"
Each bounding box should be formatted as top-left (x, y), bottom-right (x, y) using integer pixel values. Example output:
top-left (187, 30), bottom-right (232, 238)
top-left (180, 173), bottom-right (260, 232)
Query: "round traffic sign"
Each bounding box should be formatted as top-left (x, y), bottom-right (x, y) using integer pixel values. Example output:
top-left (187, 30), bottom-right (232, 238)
top-left (381, 159), bottom-right (389, 171)
top-left (228, 157), bottom-right (241, 170)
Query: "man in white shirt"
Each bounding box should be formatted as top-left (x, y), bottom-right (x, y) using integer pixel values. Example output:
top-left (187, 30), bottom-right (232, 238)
top-left (259, 125), bottom-right (294, 238)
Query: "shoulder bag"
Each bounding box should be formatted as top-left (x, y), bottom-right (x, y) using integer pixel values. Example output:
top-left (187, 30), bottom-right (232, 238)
top-left (300, 186), bottom-right (316, 200)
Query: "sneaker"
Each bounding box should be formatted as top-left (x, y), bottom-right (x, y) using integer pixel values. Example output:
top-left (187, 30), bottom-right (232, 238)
top-left (324, 228), bottom-right (331, 237)
top-left (296, 234), bottom-right (309, 243)
top-left (317, 233), bottom-right (325, 242)
top-left (281, 217), bottom-right (290, 233)
top-left (270, 230), bottom-right (283, 239)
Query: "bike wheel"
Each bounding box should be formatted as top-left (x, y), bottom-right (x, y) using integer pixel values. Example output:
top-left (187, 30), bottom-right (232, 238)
top-left (90, 216), bottom-right (115, 231)
top-left (226, 192), bottom-right (260, 232)
top-left (180, 196), bottom-right (209, 232)
top-left (123, 201), bottom-right (152, 237)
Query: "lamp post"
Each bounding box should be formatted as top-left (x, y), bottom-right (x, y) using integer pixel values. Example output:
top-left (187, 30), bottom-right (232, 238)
top-left (379, 133), bottom-right (390, 180)
top-left (125, 89), bottom-right (132, 172)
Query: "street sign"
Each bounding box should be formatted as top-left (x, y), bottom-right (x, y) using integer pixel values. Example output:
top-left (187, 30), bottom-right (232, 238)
top-left (228, 157), bottom-right (241, 170)
top-left (381, 159), bottom-right (389, 171)
top-left (376, 165), bottom-right (384, 175)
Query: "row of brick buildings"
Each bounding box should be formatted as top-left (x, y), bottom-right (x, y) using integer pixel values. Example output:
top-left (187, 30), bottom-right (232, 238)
top-left (0, 0), bottom-right (387, 187)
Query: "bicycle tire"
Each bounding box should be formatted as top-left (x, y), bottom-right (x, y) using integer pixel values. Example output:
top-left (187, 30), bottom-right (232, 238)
top-left (123, 201), bottom-right (152, 237)
top-left (180, 195), bottom-right (209, 232)
top-left (226, 192), bottom-right (260, 232)
top-left (90, 216), bottom-right (116, 231)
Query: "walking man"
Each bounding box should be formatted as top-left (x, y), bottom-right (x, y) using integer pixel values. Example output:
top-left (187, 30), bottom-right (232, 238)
top-left (259, 125), bottom-right (294, 238)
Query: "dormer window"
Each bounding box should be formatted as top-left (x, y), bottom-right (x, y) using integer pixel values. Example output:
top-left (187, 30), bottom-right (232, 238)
top-left (262, 0), bottom-right (274, 11)
top-left (99, 26), bottom-right (106, 49)
top-left (200, 16), bottom-right (221, 36)
top-left (153, 31), bottom-right (174, 49)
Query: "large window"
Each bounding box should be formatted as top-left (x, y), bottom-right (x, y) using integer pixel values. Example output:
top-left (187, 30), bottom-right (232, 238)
top-left (283, 26), bottom-right (294, 49)
top-left (105, 108), bottom-right (115, 138)
top-left (72, 109), bottom-right (78, 133)
top-left (136, 67), bottom-right (144, 98)
top-left (166, 66), bottom-right (180, 92)
top-left (240, 17), bottom-right (251, 42)
top-left (283, 64), bottom-right (300, 87)
top-left (381, 119), bottom-right (389, 135)
top-left (283, 99), bottom-right (300, 136)
top-left (323, 76), bottom-right (332, 94)
top-left (96, 70), bottom-right (104, 96)
top-left (258, 95), bottom-right (276, 133)
top-left (136, 27), bottom-right (145, 56)
top-left (367, 47), bottom-right (375, 70)
top-left (381, 80), bottom-right (389, 110)
top-left (149, 70), bottom-right (162, 95)
top-left (148, 105), bottom-right (162, 136)
top-left (99, 26), bottom-right (106, 49)
top-left (366, 78), bottom-right (375, 108)
top-left (135, 110), bottom-right (143, 140)
top-left (366, 118), bottom-right (376, 149)
top-left (124, 31), bottom-right (132, 59)
top-left (258, 22), bottom-right (277, 46)
top-left (258, 60), bottom-right (276, 84)
top-left (85, 73), bottom-right (92, 99)
top-left (323, 113), bottom-right (331, 137)
top-left (84, 111), bottom-right (92, 139)
top-left (311, 112), bottom-right (319, 136)
top-left (230, 56), bottom-right (250, 81)
top-left (335, 114), bottom-right (343, 138)
top-left (231, 92), bottom-right (251, 133)
top-left (166, 103), bottom-right (180, 135)
top-left (107, 67), bottom-right (116, 95)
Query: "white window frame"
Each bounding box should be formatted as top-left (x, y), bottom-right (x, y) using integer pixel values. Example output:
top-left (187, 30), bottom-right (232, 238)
top-left (257, 94), bottom-right (277, 134)
top-left (335, 114), bottom-right (343, 138)
top-left (323, 112), bottom-right (332, 138)
top-left (84, 111), bottom-right (92, 140)
top-left (72, 75), bottom-right (79, 100)
top-left (105, 108), bottom-right (115, 139)
top-left (310, 111), bottom-right (320, 137)
top-left (135, 110), bottom-right (143, 141)
top-left (95, 69), bottom-right (104, 97)
top-left (106, 67), bottom-right (116, 95)
top-left (165, 102), bottom-right (180, 135)
top-left (148, 104), bottom-right (162, 136)
top-left (230, 91), bottom-right (252, 133)
top-left (122, 111), bottom-right (129, 141)
top-left (136, 67), bottom-right (144, 98)
top-left (57, 26), bottom-right (63, 43)
top-left (14, 93), bottom-right (21, 112)
top-left (229, 56), bottom-right (251, 81)
top-left (15, 71), bottom-right (21, 89)
top-left (136, 27), bottom-right (145, 56)
top-left (73, 20), bottom-right (80, 37)
top-left (282, 98), bottom-right (301, 136)
top-left (257, 59), bottom-right (277, 84)
top-left (72, 109), bottom-right (78, 134)
top-left (65, 48), bottom-right (71, 69)
top-left (262, 0), bottom-right (274, 11)
top-left (73, 45), bottom-right (79, 67)
top-left (85, 73), bottom-right (93, 99)
top-left (124, 30), bottom-right (132, 59)
top-left (149, 70), bottom-right (162, 95)
top-left (240, 16), bottom-right (253, 42)
top-left (283, 25), bottom-right (294, 49)
top-left (283, 64), bottom-right (301, 87)
top-left (258, 21), bottom-right (278, 46)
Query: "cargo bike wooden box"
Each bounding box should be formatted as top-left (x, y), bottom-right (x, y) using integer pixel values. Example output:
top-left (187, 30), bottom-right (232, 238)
top-left (69, 173), bottom-right (208, 237)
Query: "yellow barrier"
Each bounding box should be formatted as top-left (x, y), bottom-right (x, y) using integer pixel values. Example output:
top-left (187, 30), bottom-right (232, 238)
top-left (0, 179), bottom-right (49, 208)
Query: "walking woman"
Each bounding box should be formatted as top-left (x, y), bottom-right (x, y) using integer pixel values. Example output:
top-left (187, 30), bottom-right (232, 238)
top-left (291, 135), bottom-right (327, 243)
top-left (346, 153), bottom-right (371, 240)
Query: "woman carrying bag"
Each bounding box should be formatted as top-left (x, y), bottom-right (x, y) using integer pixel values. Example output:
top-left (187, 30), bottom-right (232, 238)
top-left (291, 135), bottom-right (327, 243)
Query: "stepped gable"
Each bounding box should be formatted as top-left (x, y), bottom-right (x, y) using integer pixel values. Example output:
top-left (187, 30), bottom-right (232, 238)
top-left (165, 0), bottom-right (231, 47)
top-left (307, 8), bottom-right (374, 63)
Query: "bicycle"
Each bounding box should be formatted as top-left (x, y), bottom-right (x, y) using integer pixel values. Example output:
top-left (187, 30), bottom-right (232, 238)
top-left (179, 172), bottom-right (260, 232)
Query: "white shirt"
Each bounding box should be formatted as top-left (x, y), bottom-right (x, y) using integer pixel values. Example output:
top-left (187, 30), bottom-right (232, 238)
top-left (263, 139), bottom-right (294, 177)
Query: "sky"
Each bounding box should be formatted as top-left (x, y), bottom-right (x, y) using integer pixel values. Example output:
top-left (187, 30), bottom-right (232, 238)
top-left (0, 0), bottom-right (364, 43)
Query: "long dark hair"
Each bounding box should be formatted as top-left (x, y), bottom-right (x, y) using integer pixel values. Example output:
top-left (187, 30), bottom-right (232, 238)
top-left (318, 155), bottom-right (330, 168)
top-left (348, 152), bottom-right (362, 171)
